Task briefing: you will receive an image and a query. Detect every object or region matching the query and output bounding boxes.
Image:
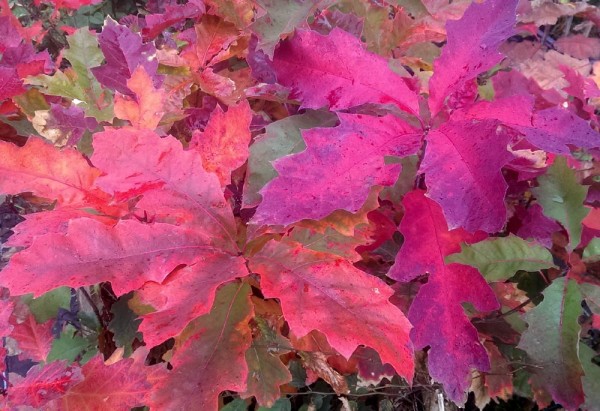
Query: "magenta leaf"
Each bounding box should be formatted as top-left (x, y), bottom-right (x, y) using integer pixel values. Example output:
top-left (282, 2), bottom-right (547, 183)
top-left (253, 113), bottom-right (422, 226)
top-left (428, 0), bottom-right (519, 116)
top-left (273, 28), bottom-right (420, 114)
top-left (92, 18), bottom-right (161, 96)
top-left (421, 120), bottom-right (512, 233)
top-left (388, 190), bottom-right (498, 404)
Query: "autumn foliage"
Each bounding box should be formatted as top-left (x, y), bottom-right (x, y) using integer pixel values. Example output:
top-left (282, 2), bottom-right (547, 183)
top-left (1, 0), bottom-right (600, 409)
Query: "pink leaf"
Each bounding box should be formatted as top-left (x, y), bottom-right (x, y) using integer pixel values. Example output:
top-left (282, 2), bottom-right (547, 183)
top-left (273, 28), bottom-right (419, 114)
top-left (254, 113), bottom-right (422, 226)
top-left (555, 35), bottom-right (600, 60)
top-left (10, 313), bottom-right (53, 362)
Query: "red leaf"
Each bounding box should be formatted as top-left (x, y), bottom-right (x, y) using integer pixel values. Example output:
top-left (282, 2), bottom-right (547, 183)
top-left (388, 190), bottom-right (499, 404)
top-left (428, 0), bottom-right (518, 115)
top-left (142, 1), bottom-right (205, 40)
top-left (136, 255), bottom-right (247, 347)
top-left (57, 356), bottom-right (149, 410)
top-left (150, 282), bottom-right (253, 410)
top-left (0, 298), bottom-right (14, 336)
top-left (10, 313), bottom-right (53, 362)
top-left (0, 138), bottom-right (109, 210)
top-left (91, 128), bottom-right (238, 250)
top-left (250, 239), bottom-right (414, 382)
top-left (190, 100), bottom-right (252, 186)
top-left (253, 113), bottom-right (422, 226)
top-left (2, 218), bottom-right (214, 297)
top-left (7, 361), bottom-right (83, 408)
top-left (273, 28), bottom-right (419, 114)
top-left (421, 120), bottom-right (512, 233)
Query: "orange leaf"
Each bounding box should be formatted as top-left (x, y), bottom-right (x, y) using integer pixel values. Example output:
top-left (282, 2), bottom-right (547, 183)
top-left (114, 66), bottom-right (165, 130)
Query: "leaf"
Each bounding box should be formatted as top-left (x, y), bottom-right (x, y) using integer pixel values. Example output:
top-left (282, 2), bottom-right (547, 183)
top-left (388, 190), bottom-right (499, 404)
top-left (6, 361), bottom-right (83, 408)
top-left (243, 310), bottom-right (292, 406)
top-left (532, 157), bottom-right (590, 249)
top-left (136, 255), bottom-right (246, 347)
top-left (26, 29), bottom-right (114, 122)
top-left (272, 28), bottom-right (419, 114)
top-left (114, 65), bottom-right (166, 130)
top-left (57, 356), bottom-right (150, 410)
top-left (142, 1), bottom-right (205, 40)
top-left (428, 0), bottom-right (518, 115)
top-left (190, 100), bottom-right (252, 186)
top-left (420, 120), bottom-right (512, 233)
top-left (251, 0), bottom-right (322, 57)
top-left (24, 286), bottom-right (71, 323)
top-left (10, 313), bottom-right (54, 362)
top-left (47, 326), bottom-right (97, 363)
top-left (580, 343), bottom-right (600, 411)
top-left (244, 110), bottom-right (337, 208)
top-left (446, 235), bottom-right (555, 282)
top-left (91, 17), bottom-right (159, 96)
top-left (91, 128), bottom-right (238, 251)
top-left (253, 113), bottom-right (422, 226)
top-left (150, 282), bottom-right (253, 410)
top-left (204, 0), bottom-right (254, 28)
top-left (250, 238), bottom-right (414, 382)
top-left (517, 278), bottom-right (584, 410)
top-left (258, 398), bottom-right (292, 411)
top-left (31, 103), bottom-right (97, 147)
top-left (0, 66), bottom-right (24, 100)
top-left (555, 35), bottom-right (600, 60)
top-left (108, 293), bottom-right (142, 354)
top-left (0, 299), bottom-right (14, 336)
top-left (2, 218), bottom-right (216, 297)
top-left (0, 137), bottom-right (107, 208)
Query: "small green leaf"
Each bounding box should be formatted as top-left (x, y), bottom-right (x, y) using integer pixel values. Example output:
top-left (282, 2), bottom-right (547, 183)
top-left (108, 292), bottom-right (141, 356)
top-left (221, 398), bottom-right (248, 411)
top-left (580, 343), bottom-right (600, 411)
top-left (257, 398), bottom-right (292, 411)
top-left (517, 278), bottom-right (584, 409)
top-left (22, 287), bottom-right (71, 323)
top-left (532, 157), bottom-right (589, 249)
top-left (47, 325), bottom-right (97, 364)
top-left (446, 235), bottom-right (555, 281)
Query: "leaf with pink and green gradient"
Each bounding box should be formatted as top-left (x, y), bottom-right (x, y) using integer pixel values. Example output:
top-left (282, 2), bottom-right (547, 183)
top-left (253, 113), bottom-right (422, 226)
top-left (420, 120), bottom-right (512, 233)
top-left (250, 238), bottom-right (414, 382)
top-left (273, 28), bottom-right (419, 114)
top-left (136, 255), bottom-right (246, 347)
top-left (388, 190), bottom-right (498, 404)
top-left (428, 0), bottom-right (518, 115)
top-left (150, 282), bottom-right (253, 411)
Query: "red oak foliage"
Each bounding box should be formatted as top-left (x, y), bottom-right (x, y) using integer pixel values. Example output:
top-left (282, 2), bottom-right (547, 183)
top-left (1, 0), bottom-right (600, 410)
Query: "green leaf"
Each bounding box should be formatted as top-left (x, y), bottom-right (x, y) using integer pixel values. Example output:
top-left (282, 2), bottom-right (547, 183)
top-left (47, 325), bottom-right (97, 364)
top-left (517, 278), bottom-right (585, 409)
top-left (532, 157), bottom-right (589, 249)
top-left (257, 398), bottom-right (292, 411)
top-left (445, 235), bottom-right (555, 281)
top-left (22, 287), bottom-right (71, 323)
top-left (583, 238), bottom-right (600, 262)
top-left (244, 316), bottom-right (292, 406)
top-left (251, 0), bottom-right (324, 58)
top-left (244, 110), bottom-right (337, 207)
top-left (221, 398), bottom-right (249, 411)
top-left (26, 29), bottom-right (114, 122)
top-left (108, 292), bottom-right (141, 356)
top-left (580, 343), bottom-right (600, 411)
top-left (579, 282), bottom-right (600, 314)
